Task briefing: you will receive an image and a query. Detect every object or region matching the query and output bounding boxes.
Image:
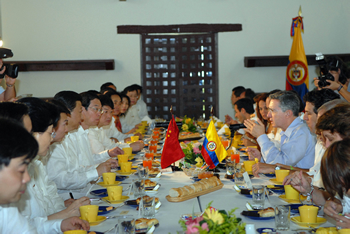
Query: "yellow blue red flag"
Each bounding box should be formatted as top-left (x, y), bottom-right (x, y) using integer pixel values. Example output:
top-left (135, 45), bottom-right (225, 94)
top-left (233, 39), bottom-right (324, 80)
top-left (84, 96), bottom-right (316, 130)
top-left (201, 120), bottom-right (227, 169)
top-left (286, 13), bottom-right (309, 99)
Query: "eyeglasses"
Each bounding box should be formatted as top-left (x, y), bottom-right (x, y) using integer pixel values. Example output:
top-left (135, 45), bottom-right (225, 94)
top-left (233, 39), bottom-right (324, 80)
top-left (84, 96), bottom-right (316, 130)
top-left (89, 107), bottom-right (103, 114)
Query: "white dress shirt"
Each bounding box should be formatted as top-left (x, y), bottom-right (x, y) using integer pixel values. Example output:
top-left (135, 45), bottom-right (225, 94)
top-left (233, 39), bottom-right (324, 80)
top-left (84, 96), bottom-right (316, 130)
top-left (136, 98), bottom-right (149, 120)
top-left (87, 126), bottom-right (129, 154)
top-left (104, 116), bottom-right (133, 142)
top-left (46, 126), bottom-right (109, 193)
top-left (257, 118), bottom-right (316, 169)
top-left (307, 140), bottom-right (326, 188)
top-left (15, 156), bottom-right (66, 221)
top-left (120, 105), bottom-right (141, 133)
top-left (2, 204), bottom-right (62, 234)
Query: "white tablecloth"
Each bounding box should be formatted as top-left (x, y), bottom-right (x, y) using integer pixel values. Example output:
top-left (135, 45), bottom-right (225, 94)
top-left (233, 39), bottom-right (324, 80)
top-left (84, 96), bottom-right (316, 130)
top-left (70, 153), bottom-right (335, 234)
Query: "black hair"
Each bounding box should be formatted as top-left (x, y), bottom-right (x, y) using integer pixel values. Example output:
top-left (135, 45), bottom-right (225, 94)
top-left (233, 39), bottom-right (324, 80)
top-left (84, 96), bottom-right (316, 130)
top-left (86, 90), bottom-right (101, 95)
top-left (232, 86), bottom-right (245, 97)
top-left (327, 56), bottom-right (348, 84)
top-left (0, 102), bottom-right (29, 125)
top-left (303, 89), bottom-right (340, 114)
top-left (245, 88), bottom-right (256, 102)
top-left (120, 93), bottom-right (130, 116)
top-left (100, 82), bottom-right (116, 93)
top-left (101, 87), bottom-right (116, 95)
top-left (131, 84), bottom-right (143, 93)
top-left (80, 91), bottom-right (101, 110)
top-left (123, 85), bottom-right (139, 94)
top-left (17, 97), bottom-right (60, 132)
top-left (268, 89), bottom-right (281, 96)
top-left (234, 98), bottom-right (255, 114)
top-left (49, 99), bottom-right (70, 115)
top-left (100, 95), bottom-right (114, 109)
top-left (54, 91), bottom-right (82, 112)
top-left (0, 118), bottom-right (38, 168)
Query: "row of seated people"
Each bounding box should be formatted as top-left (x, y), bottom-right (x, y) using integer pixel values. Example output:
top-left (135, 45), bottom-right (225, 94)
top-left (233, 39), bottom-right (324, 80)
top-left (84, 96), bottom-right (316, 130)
top-left (226, 86), bottom-right (350, 228)
top-left (0, 85), bottom-right (147, 233)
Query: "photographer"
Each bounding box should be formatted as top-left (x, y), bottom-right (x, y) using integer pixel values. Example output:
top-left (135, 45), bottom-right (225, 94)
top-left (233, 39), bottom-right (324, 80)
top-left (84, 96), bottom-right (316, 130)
top-left (313, 55), bottom-right (350, 102)
top-left (0, 48), bottom-right (17, 102)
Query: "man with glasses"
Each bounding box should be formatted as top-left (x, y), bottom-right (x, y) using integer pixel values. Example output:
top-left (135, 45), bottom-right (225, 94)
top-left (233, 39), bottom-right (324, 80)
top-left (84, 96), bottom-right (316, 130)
top-left (47, 91), bottom-right (119, 195)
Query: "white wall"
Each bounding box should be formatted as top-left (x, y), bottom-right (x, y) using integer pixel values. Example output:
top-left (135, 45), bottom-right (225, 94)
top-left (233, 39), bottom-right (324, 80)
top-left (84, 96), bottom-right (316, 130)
top-left (1, 0), bottom-right (350, 118)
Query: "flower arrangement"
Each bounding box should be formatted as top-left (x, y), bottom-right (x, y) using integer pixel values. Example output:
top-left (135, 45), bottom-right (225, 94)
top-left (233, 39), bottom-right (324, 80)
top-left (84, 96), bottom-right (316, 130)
top-left (179, 202), bottom-right (245, 234)
top-left (179, 142), bottom-right (204, 169)
top-left (181, 116), bottom-right (198, 133)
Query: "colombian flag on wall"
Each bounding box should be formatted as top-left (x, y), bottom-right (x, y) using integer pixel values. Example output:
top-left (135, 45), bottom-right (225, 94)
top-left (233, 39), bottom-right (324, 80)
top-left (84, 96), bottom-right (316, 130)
top-left (201, 120), bottom-right (227, 169)
top-left (286, 12), bottom-right (309, 99)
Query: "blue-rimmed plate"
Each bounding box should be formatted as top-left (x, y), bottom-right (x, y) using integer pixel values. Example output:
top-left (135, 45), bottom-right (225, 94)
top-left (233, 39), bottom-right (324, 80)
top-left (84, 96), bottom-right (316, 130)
top-left (287, 204), bottom-right (304, 214)
top-left (116, 175), bottom-right (128, 181)
top-left (239, 189), bottom-right (273, 198)
top-left (90, 189), bottom-right (107, 197)
top-left (241, 211), bottom-right (274, 220)
top-left (256, 228), bottom-right (276, 233)
top-left (98, 206), bottom-right (117, 215)
top-left (263, 173), bottom-right (275, 178)
top-left (191, 177), bottom-right (201, 182)
top-left (88, 231), bottom-right (103, 234)
top-left (240, 155), bottom-right (249, 161)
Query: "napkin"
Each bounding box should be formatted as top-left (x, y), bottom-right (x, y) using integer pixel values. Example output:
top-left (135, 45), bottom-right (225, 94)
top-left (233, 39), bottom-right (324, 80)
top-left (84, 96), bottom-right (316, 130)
top-left (217, 124), bottom-right (229, 135)
top-left (141, 115), bottom-right (153, 124)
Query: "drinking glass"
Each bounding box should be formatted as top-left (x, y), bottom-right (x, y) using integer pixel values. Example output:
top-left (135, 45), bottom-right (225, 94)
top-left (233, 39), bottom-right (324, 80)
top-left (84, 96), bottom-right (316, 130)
top-left (225, 158), bottom-right (235, 176)
top-left (142, 157), bottom-right (152, 170)
top-left (275, 205), bottom-right (290, 231)
top-left (141, 196), bottom-right (155, 218)
top-left (235, 162), bottom-right (245, 185)
top-left (137, 166), bottom-right (149, 180)
top-left (133, 179), bottom-right (145, 197)
top-left (117, 216), bottom-right (135, 234)
top-left (252, 185), bottom-right (265, 209)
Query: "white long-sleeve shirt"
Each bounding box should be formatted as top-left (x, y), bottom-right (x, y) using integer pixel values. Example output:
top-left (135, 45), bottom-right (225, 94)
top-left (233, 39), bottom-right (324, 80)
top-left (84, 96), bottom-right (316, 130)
top-left (136, 98), bottom-right (149, 120)
top-left (2, 204), bottom-right (62, 234)
top-left (88, 126), bottom-right (129, 154)
top-left (104, 116), bottom-right (133, 142)
top-left (46, 126), bottom-right (109, 193)
top-left (15, 156), bottom-right (66, 222)
top-left (120, 105), bottom-right (141, 133)
top-left (307, 139), bottom-right (326, 188)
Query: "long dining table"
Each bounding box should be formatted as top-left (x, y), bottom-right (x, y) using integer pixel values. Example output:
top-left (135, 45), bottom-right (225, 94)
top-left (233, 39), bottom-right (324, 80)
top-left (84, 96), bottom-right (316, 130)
top-left (63, 142), bottom-right (336, 233)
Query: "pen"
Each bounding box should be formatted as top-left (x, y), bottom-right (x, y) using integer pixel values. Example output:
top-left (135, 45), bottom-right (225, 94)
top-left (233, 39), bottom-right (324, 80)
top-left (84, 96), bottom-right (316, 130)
top-left (69, 192), bottom-right (74, 199)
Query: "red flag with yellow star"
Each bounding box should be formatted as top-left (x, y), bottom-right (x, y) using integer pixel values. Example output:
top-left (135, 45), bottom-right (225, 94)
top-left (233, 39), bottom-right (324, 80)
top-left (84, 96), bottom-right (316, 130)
top-left (161, 115), bottom-right (185, 169)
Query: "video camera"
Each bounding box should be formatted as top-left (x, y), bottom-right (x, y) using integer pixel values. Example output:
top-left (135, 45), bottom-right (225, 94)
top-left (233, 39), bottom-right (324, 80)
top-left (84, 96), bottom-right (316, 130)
top-left (0, 48), bottom-right (18, 78)
top-left (315, 53), bottom-right (340, 88)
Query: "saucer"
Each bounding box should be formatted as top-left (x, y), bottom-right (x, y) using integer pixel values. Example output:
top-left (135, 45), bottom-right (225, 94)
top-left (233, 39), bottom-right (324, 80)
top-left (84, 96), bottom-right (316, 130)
top-left (102, 195), bottom-right (129, 204)
top-left (278, 194), bottom-right (306, 203)
top-left (291, 216), bottom-right (326, 227)
top-left (269, 178), bottom-right (283, 185)
top-left (98, 206), bottom-right (117, 215)
top-left (116, 170), bottom-right (136, 175)
top-left (97, 181), bottom-right (122, 188)
top-left (80, 216), bottom-right (107, 226)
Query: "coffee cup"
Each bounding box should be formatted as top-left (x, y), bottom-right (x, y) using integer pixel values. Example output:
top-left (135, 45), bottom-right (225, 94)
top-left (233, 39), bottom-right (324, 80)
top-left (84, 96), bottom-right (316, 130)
top-left (298, 205), bottom-right (319, 223)
top-left (120, 162), bottom-right (132, 172)
top-left (117, 154), bottom-right (129, 163)
top-left (123, 147), bottom-right (133, 156)
top-left (79, 205), bottom-right (98, 222)
top-left (243, 160), bottom-right (256, 173)
top-left (107, 185), bottom-right (123, 200)
top-left (102, 172), bottom-right (116, 185)
top-left (275, 169), bottom-right (290, 182)
top-left (284, 185), bottom-right (300, 200)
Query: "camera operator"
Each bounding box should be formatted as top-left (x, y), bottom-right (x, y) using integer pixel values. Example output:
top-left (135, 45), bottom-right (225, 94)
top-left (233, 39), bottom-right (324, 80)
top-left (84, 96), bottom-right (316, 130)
top-left (313, 55), bottom-right (350, 102)
top-left (0, 48), bottom-right (17, 102)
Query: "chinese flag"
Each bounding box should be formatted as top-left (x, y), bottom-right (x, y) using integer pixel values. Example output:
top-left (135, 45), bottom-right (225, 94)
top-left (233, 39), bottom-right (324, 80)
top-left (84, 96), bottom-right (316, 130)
top-left (161, 115), bottom-right (185, 169)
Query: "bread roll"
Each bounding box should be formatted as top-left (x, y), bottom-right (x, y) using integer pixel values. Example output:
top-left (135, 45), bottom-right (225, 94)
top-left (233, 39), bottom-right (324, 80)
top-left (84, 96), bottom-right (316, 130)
top-left (135, 219), bottom-right (148, 229)
top-left (258, 207), bottom-right (275, 217)
top-left (147, 218), bottom-right (159, 226)
top-left (184, 185), bottom-right (195, 194)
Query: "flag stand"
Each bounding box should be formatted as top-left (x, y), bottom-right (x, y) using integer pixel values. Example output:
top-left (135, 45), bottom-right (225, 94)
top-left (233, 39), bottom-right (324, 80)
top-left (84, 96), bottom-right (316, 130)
top-left (196, 196), bottom-right (203, 213)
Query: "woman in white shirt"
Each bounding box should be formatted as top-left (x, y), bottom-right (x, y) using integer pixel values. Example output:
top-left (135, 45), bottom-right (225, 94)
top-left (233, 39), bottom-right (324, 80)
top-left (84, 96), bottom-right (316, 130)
top-left (16, 97), bottom-right (90, 231)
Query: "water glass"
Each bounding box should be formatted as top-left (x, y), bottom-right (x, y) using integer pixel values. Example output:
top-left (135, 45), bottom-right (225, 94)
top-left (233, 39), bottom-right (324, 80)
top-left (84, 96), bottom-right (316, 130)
top-left (133, 179), bottom-right (145, 198)
top-left (252, 185), bottom-right (265, 209)
top-left (117, 216), bottom-right (135, 234)
top-left (235, 163), bottom-right (245, 185)
top-left (275, 205), bottom-right (290, 231)
top-left (137, 166), bottom-right (149, 179)
top-left (226, 158), bottom-right (235, 176)
top-left (140, 196), bottom-right (156, 218)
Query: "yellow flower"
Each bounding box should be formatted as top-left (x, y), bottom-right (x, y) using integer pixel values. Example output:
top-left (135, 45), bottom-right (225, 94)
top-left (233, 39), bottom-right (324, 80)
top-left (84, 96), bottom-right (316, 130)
top-left (204, 208), bottom-right (224, 224)
top-left (182, 124), bottom-right (189, 131)
top-left (185, 118), bottom-right (192, 124)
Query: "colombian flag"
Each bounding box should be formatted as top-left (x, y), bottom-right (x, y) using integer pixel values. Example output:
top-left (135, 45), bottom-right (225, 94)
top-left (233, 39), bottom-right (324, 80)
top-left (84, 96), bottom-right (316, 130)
top-left (286, 12), bottom-right (309, 100)
top-left (201, 120), bottom-right (227, 169)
